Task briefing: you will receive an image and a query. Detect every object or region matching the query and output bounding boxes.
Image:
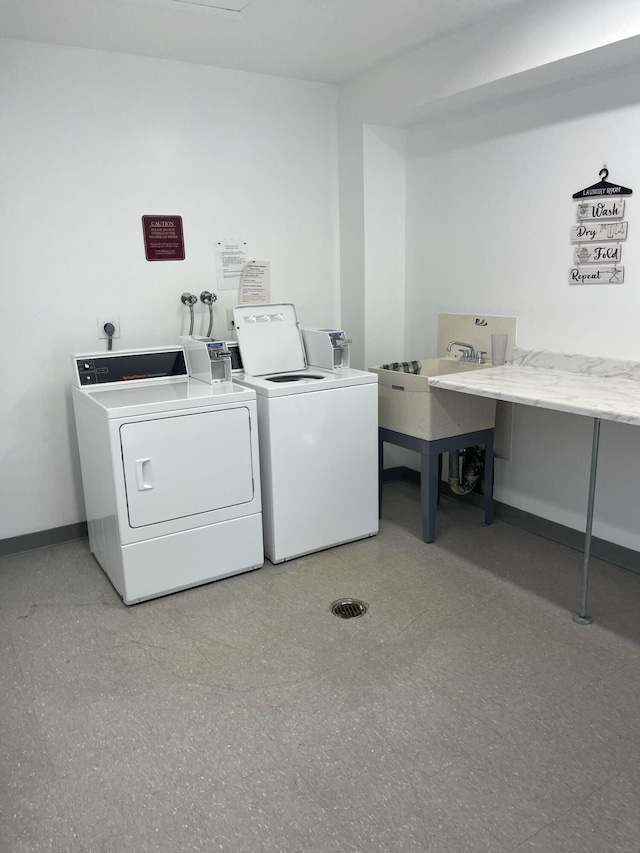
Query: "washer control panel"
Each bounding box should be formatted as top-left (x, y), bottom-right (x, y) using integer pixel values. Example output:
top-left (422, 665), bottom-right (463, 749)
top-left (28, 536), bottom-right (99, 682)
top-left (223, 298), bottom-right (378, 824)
top-left (73, 349), bottom-right (188, 386)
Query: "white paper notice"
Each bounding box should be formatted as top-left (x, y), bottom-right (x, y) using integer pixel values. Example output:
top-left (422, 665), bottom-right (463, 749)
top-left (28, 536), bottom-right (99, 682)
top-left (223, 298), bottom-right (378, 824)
top-left (215, 238), bottom-right (248, 290)
top-left (240, 261), bottom-right (271, 303)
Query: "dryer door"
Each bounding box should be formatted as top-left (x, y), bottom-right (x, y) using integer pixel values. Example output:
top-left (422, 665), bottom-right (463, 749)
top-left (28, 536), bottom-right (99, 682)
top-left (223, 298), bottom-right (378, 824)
top-left (120, 407), bottom-right (254, 528)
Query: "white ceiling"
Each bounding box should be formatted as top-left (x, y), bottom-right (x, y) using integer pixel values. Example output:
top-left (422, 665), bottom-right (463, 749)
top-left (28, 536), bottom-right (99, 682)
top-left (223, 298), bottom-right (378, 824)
top-left (0, 0), bottom-right (528, 84)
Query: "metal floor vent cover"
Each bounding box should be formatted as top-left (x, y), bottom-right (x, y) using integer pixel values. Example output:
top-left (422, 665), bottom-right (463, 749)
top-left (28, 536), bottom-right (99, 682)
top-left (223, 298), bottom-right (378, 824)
top-left (331, 599), bottom-right (368, 619)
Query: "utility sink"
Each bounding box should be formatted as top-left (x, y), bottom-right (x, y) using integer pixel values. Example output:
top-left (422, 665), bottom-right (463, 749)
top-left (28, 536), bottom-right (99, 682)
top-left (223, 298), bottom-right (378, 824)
top-left (370, 359), bottom-right (496, 441)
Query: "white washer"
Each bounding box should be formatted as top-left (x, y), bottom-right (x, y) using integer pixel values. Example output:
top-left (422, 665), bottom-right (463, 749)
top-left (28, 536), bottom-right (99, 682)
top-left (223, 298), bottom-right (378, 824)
top-left (71, 346), bottom-right (263, 604)
top-left (233, 304), bottom-right (378, 563)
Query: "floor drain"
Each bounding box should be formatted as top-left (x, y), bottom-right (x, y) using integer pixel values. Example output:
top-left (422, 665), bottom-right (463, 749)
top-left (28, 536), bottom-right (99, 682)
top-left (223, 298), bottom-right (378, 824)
top-left (331, 598), bottom-right (369, 619)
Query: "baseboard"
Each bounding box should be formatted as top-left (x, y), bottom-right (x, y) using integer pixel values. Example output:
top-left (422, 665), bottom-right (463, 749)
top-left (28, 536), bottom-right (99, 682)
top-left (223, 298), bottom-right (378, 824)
top-left (491, 501), bottom-right (640, 573)
top-left (0, 522), bottom-right (88, 558)
top-left (5, 474), bottom-right (640, 575)
top-left (383, 466), bottom-right (640, 574)
top-left (382, 465), bottom-right (420, 485)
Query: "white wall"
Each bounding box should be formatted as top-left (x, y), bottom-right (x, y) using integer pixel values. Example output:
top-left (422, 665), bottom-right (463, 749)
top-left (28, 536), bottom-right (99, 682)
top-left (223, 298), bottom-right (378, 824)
top-left (337, 0), bottom-right (640, 552)
top-left (0, 38), bottom-right (338, 540)
top-left (340, 0), bottom-right (640, 128)
top-left (406, 74), bottom-right (640, 358)
top-left (6, 2), bottom-right (640, 549)
top-left (406, 72), bottom-right (640, 549)
top-left (338, 0), bottom-right (640, 368)
top-left (362, 125), bottom-right (406, 368)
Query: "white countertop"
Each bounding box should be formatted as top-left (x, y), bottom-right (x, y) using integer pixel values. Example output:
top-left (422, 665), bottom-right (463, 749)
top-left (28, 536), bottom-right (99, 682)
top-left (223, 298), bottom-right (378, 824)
top-left (428, 349), bottom-right (640, 426)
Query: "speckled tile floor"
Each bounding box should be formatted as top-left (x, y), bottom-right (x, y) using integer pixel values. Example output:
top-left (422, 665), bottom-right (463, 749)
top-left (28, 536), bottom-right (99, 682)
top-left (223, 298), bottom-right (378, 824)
top-left (2, 481), bottom-right (640, 852)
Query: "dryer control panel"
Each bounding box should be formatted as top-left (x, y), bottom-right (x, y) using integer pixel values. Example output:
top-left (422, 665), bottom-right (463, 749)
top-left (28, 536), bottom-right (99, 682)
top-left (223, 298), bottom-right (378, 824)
top-left (73, 348), bottom-right (188, 386)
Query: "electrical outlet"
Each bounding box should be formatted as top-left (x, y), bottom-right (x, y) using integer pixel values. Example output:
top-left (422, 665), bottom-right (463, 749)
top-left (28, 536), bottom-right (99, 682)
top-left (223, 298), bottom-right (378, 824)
top-left (226, 309), bottom-right (235, 331)
top-left (98, 317), bottom-right (121, 339)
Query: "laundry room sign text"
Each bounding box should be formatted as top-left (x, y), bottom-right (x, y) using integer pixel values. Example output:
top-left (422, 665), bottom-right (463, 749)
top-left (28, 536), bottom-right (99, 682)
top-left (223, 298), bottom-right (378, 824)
top-left (570, 222), bottom-right (628, 243)
top-left (142, 215), bottom-right (185, 261)
top-left (569, 266), bottom-right (624, 285)
top-left (576, 200), bottom-right (625, 220)
top-left (573, 244), bottom-right (622, 264)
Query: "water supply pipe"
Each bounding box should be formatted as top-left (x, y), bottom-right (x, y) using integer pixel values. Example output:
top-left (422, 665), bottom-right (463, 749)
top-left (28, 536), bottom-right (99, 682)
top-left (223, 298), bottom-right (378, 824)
top-left (448, 446), bottom-right (483, 496)
top-left (200, 291), bottom-right (217, 338)
top-left (181, 292), bottom-right (198, 335)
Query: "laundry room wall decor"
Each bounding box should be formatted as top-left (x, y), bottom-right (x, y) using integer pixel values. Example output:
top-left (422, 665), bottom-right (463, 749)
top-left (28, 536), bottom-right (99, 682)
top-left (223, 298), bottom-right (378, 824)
top-left (569, 168), bottom-right (632, 286)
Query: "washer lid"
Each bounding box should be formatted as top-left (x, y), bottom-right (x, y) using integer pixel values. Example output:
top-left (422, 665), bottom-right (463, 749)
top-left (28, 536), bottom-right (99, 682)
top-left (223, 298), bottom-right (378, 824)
top-left (233, 303), bottom-right (307, 376)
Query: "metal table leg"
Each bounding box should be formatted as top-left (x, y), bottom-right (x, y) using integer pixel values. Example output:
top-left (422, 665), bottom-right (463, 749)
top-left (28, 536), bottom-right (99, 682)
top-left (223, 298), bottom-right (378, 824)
top-left (573, 417), bottom-right (601, 625)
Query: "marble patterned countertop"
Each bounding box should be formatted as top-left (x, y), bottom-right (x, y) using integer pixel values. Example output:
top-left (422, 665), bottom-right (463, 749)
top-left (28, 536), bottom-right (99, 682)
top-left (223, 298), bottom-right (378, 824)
top-left (428, 349), bottom-right (640, 426)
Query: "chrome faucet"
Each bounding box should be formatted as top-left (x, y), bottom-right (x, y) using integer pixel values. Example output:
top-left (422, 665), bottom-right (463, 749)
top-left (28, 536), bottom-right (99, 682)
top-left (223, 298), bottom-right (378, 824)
top-left (445, 341), bottom-right (486, 363)
top-left (446, 340), bottom-right (474, 357)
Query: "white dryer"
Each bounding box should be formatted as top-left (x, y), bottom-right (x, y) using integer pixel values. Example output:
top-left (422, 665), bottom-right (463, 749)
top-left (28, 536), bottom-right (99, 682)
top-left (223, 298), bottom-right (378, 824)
top-left (232, 304), bottom-right (378, 564)
top-left (71, 346), bottom-right (263, 604)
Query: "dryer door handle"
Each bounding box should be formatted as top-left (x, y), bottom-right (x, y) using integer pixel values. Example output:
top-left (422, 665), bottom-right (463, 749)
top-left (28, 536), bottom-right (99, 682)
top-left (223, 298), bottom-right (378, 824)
top-left (135, 458), bottom-right (154, 491)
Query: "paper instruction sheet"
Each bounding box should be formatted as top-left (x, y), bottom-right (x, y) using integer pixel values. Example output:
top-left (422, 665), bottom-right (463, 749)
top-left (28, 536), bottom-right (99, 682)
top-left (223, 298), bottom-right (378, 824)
top-left (240, 261), bottom-right (271, 303)
top-left (215, 238), bottom-right (248, 290)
